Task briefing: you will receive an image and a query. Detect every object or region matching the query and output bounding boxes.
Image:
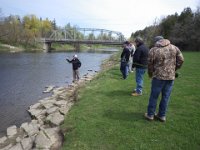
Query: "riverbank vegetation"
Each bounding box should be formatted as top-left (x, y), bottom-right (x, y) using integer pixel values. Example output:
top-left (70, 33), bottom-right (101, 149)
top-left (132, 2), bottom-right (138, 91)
top-left (61, 52), bottom-right (200, 150)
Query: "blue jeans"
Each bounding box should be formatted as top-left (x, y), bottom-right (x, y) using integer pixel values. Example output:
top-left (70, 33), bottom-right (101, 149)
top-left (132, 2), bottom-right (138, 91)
top-left (147, 78), bottom-right (174, 117)
top-left (135, 68), bottom-right (146, 94)
top-left (120, 62), bottom-right (129, 79)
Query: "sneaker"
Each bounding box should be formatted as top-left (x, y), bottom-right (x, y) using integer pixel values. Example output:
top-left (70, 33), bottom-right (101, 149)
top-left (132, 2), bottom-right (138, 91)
top-left (131, 92), bottom-right (142, 96)
top-left (154, 114), bottom-right (166, 122)
top-left (132, 89), bottom-right (137, 93)
top-left (144, 113), bottom-right (154, 121)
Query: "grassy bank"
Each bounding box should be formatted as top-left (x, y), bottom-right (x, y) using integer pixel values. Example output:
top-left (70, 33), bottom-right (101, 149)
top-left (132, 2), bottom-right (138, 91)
top-left (61, 52), bottom-right (200, 150)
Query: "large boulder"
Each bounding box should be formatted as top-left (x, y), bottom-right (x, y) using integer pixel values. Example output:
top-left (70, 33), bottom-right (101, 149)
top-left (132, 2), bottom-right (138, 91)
top-left (7, 125), bottom-right (17, 138)
top-left (34, 130), bottom-right (53, 149)
top-left (9, 143), bottom-right (23, 150)
top-left (46, 112), bottom-right (64, 126)
top-left (20, 137), bottom-right (33, 150)
top-left (20, 122), bottom-right (39, 136)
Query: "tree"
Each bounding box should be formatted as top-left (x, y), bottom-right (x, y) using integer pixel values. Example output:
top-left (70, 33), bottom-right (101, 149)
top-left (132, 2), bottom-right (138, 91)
top-left (131, 7), bottom-right (200, 51)
top-left (159, 13), bottom-right (178, 38)
top-left (40, 18), bottom-right (53, 37)
top-left (51, 18), bottom-right (57, 30)
top-left (22, 15), bottom-right (41, 46)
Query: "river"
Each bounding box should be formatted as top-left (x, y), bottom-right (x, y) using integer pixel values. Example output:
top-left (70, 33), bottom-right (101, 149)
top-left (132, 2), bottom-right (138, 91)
top-left (0, 50), bottom-right (117, 136)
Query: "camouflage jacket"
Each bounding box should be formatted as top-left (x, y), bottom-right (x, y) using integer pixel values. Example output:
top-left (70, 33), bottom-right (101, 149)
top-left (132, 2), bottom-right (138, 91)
top-left (148, 39), bottom-right (184, 80)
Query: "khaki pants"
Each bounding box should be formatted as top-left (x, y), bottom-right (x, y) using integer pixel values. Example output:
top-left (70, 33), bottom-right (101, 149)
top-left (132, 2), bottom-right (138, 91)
top-left (73, 69), bottom-right (80, 82)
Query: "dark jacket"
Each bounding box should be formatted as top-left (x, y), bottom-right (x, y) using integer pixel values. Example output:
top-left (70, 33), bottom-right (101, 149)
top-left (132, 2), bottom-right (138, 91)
top-left (121, 47), bottom-right (130, 63)
top-left (67, 58), bottom-right (81, 70)
top-left (133, 43), bottom-right (149, 68)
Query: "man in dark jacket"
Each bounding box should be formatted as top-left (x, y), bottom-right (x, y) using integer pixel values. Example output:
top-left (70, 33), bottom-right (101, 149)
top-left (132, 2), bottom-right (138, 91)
top-left (120, 41), bottom-right (131, 79)
top-left (66, 54), bottom-right (81, 82)
top-left (132, 37), bottom-right (149, 96)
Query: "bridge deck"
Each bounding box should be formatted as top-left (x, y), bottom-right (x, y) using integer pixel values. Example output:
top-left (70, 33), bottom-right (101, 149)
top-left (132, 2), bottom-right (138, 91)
top-left (42, 39), bottom-right (124, 45)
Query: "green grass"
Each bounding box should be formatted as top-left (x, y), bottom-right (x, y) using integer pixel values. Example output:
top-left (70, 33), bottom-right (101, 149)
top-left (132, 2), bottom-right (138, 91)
top-left (61, 52), bottom-right (200, 150)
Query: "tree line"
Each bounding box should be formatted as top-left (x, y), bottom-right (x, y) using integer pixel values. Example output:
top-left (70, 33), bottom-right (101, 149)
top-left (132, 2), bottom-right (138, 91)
top-left (130, 7), bottom-right (200, 51)
top-left (0, 12), bottom-right (55, 48)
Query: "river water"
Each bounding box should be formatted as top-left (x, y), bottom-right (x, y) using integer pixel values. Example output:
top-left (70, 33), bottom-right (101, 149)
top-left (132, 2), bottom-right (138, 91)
top-left (0, 50), bottom-right (116, 136)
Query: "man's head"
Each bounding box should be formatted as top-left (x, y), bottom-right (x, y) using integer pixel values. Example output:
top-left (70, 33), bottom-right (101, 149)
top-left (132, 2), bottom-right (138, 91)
top-left (154, 36), bottom-right (164, 42)
top-left (123, 41), bottom-right (130, 48)
top-left (135, 37), bottom-right (144, 46)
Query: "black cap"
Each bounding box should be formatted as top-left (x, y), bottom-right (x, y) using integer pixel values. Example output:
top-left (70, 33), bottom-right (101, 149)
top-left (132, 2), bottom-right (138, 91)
top-left (123, 41), bottom-right (130, 45)
top-left (135, 37), bottom-right (144, 44)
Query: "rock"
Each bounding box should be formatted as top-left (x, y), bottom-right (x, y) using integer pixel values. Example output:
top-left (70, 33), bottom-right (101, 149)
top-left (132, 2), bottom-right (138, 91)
top-left (0, 144), bottom-right (13, 150)
top-left (9, 143), bottom-right (23, 150)
top-left (28, 108), bottom-right (46, 118)
top-left (21, 137), bottom-right (33, 150)
top-left (43, 127), bottom-right (63, 150)
top-left (7, 125), bottom-right (17, 138)
top-left (43, 86), bottom-right (54, 93)
top-left (20, 122), bottom-right (39, 136)
top-left (29, 102), bottom-right (42, 110)
top-left (59, 102), bottom-right (73, 115)
top-left (39, 98), bottom-right (57, 109)
top-left (16, 137), bottom-right (22, 143)
top-left (59, 106), bottom-right (70, 115)
top-left (42, 102), bottom-right (54, 109)
top-left (37, 118), bottom-right (44, 126)
top-left (56, 94), bottom-right (67, 101)
top-left (39, 97), bottom-right (56, 104)
top-left (46, 107), bottom-right (59, 115)
top-left (31, 119), bottom-right (38, 124)
top-left (54, 100), bottom-right (68, 107)
top-left (0, 136), bottom-right (7, 144)
top-left (53, 87), bottom-right (66, 95)
top-left (34, 131), bottom-right (53, 149)
top-left (85, 78), bottom-right (92, 81)
top-left (46, 112), bottom-right (64, 126)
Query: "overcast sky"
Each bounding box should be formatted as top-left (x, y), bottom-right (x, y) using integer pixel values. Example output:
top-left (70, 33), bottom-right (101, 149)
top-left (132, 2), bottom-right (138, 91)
top-left (1, 0), bottom-right (199, 38)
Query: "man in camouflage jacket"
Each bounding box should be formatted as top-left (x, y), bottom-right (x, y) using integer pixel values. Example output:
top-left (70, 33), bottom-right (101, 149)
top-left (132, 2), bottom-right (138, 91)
top-left (145, 36), bottom-right (184, 122)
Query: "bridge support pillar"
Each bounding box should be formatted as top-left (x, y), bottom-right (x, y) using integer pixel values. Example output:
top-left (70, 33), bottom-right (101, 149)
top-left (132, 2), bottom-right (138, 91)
top-left (43, 43), bottom-right (52, 52)
top-left (74, 43), bottom-right (80, 51)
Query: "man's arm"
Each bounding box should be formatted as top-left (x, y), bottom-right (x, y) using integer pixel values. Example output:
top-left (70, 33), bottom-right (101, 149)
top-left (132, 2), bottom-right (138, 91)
top-left (175, 47), bottom-right (184, 70)
top-left (66, 58), bottom-right (72, 63)
top-left (125, 48), bottom-right (130, 62)
top-left (148, 48), bottom-right (154, 78)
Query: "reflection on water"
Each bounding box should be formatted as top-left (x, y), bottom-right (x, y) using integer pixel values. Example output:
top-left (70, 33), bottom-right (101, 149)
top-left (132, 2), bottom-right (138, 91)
top-left (0, 51), bottom-right (114, 136)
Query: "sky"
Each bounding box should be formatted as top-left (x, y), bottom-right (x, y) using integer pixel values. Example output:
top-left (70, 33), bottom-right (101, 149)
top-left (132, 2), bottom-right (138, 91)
top-left (0, 0), bottom-right (199, 38)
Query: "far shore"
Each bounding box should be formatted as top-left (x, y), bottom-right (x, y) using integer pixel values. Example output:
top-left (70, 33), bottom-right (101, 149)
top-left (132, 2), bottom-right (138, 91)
top-left (0, 43), bottom-right (120, 53)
